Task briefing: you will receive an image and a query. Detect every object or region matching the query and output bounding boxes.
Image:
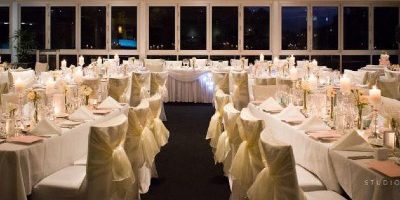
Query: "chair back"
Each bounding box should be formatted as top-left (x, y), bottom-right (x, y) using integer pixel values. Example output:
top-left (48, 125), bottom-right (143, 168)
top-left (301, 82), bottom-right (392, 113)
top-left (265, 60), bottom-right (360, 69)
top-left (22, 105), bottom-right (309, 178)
top-left (86, 114), bottom-right (135, 200)
top-left (252, 85), bottom-right (277, 102)
top-left (130, 71), bottom-right (151, 106)
top-left (230, 71), bottom-right (250, 111)
top-left (212, 71), bottom-right (230, 94)
top-left (82, 77), bottom-right (101, 99)
top-left (108, 76), bottom-right (130, 103)
top-left (1, 93), bottom-right (17, 112)
top-left (35, 62), bottom-right (49, 74)
top-left (150, 71), bottom-right (168, 99)
top-left (223, 103), bottom-right (241, 147)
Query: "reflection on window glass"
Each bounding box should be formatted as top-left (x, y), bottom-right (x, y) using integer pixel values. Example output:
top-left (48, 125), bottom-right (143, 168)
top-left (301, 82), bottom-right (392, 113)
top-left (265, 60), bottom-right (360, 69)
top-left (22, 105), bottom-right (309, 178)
top-left (147, 55), bottom-right (177, 60)
top-left (59, 55), bottom-right (77, 66)
top-left (180, 6), bottom-right (207, 50)
top-left (282, 7), bottom-right (307, 50)
top-left (51, 7), bottom-right (76, 49)
top-left (313, 7), bottom-right (338, 50)
top-left (81, 6), bottom-right (106, 49)
top-left (149, 7), bottom-right (175, 50)
top-left (311, 55), bottom-right (340, 70)
top-left (244, 7), bottom-right (270, 50)
top-left (0, 7), bottom-right (9, 49)
top-left (374, 7), bottom-right (399, 50)
top-left (21, 7), bottom-right (46, 49)
top-left (0, 54), bottom-right (11, 62)
top-left (372, 55), bottom-right (399, 65)
top-left (112, 7), bottom-right (137, 50)
top-left (344, 7), bottom-right (368, 50)
top-left (342, 55), bottom-right (370, 71)
top-left (212, 7), bottom-right (238, 50)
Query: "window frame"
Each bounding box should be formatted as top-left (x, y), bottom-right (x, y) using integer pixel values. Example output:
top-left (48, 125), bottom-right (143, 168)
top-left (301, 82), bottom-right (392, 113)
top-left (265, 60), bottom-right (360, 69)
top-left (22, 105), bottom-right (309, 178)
top-left (0, 4), bottom-right (10, 54)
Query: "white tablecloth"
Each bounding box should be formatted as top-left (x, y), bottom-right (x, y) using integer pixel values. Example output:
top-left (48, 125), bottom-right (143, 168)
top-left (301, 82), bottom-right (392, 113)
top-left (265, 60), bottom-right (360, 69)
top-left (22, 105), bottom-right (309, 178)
top-left (0, 105), bottom-right (128, 200)
top-left (167, 69), bottom-right (213, 103)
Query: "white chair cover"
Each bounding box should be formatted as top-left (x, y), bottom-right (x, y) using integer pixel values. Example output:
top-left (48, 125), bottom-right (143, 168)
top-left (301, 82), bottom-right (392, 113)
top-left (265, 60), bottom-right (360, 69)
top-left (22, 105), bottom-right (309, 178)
top-left (86, 114), bottom-right (137, 200)
top-left (35, 62), bottom-right (49, 74)
top-left (82, 77), bottom-right (101, 99)
top-left (125, 100), bottom-right (160, 193)
top-left (108, 76), bottom-right (130, 103)
top-left (144, 59), bottom-right (165, 72)
top-left (130, 71), bottom-right (151, 107)
top-left (0, 82), bottom-right (9, 105)
top-left (231, 71), bottom-right (250, 111)
top-left (247, 135), bottom-right (305, 200)
top-left (378, 77), bottom-right (400, 100)
top-left (344, 70), bottom-right (367, 85)
top-left (8, 69), bottom-right (36, 87)
top-left (252, 85), bottom-right (277, 103)
top-left (1, 93), bottom-right (17, 112)
top-left (215, 103), bottom-right (241, 176)
top-left (212, 71), bottom-right (230, 95)
top-left (230, 108), bottom-right (264, 200)
top-left (150, 71), bottom-right (168, 100)
top-left (206, 90), bottom-right (230, 148)
top-left (148, 94), bottom-right (170, 148)
top-left (254, 77), bottom-right (276, 86)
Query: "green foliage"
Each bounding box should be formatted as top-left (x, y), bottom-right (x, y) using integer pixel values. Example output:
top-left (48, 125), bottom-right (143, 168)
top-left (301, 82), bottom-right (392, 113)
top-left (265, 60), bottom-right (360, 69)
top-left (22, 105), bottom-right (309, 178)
top-left (12, 29), bottom-right (37, 63)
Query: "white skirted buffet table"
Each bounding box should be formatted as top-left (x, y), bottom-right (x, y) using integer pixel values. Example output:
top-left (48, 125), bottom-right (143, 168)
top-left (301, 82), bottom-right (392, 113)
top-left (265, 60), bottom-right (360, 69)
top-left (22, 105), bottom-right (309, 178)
top-left (0, 105), bottom-right (129, 200)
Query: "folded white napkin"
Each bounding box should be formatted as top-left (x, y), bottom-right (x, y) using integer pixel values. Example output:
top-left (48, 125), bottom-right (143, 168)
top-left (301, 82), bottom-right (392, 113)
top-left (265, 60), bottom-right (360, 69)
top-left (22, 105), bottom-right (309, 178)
top-left (277, 104), bottom-right (306, 121)
top-left (31, 118), bottom-right (62, 136)
top-left (98, 96), bottom-right (122, 109)
top-left (69, 106), bottom-right (95, 121)
top-left (332, 131), bottom-right (373, 152)
top-left (296, 115), bottom-right (331, 132)
top-left (259, 97), bottom-right (283, 112)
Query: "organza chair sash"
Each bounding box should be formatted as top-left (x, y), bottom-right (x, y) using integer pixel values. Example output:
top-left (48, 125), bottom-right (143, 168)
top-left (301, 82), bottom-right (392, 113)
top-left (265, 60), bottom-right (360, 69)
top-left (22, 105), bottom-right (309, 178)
top-left (231, 71), bottom-right (250, 111)
top-left (108, 76), bottom-right (130, 103)
top-left (213, 71), bottom-right (230, 95)
top-left (254, 77), bottom-right (276, 86)
top-left (82, 78), bottom-right (101, 99)
top-left (148, 94), bottom-right (169, 148)
top-left (150, 71), bottom-right (168, 100)
top-left (0, 82), bottom-right (9, 104)
top-left (130, 72), bottom-right (150, 107)
top-left (206, 90), bottom-right (230, 148)
top-left (87, 114), bottom-right (135, 200)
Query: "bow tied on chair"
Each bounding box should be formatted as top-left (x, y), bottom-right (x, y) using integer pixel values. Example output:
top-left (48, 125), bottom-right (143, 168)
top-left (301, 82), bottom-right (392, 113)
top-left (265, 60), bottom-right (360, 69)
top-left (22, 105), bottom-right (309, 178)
top-left (206, 90), bottom-right (230, 149)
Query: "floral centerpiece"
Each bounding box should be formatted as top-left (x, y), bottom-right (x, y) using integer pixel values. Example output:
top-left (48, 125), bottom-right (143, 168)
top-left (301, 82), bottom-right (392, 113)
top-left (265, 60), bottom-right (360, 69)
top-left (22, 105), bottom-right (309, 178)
top-left (327, 85), bottom-right (337, 120)
top-left (80, 84), bottom-right (93, 105)
top-left (351, 88), bottom-right (369, 129)
top-left (301, 79), bottom-right (311, 110)
top-left (27, 89), bottom-right (41, 123)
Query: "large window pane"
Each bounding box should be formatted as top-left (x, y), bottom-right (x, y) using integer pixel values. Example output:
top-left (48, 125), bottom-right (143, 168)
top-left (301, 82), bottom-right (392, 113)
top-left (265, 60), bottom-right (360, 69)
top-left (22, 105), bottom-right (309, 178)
top-left (21, 7), bottom-right (46, 49)
top-left (342, 55), bottom-right (370, 71)
top-left (212, 7), bottom-right (238, 50)
top-left (81, 6), bottom-right (106, 49)
top-left (111, 6), bottom-right (137, 50)
top-left (180, 6), bottom-right (206, 50)
top-left (51, 7), bottom-right (75, 49)
top-left (149, 7), bottom-right (175, 50)
top-left (343, 7), bottom-right (368, 50)
top-left (0, 7), bottom-right (9, 49)
top-left (374, 7), bottom-right (399, 50)
top-left (244, 6), bottom-right (270, 50)
top-left (313, 7), bottom-right (338, 50)
top-left (282, 7), bottom-right (307, 50)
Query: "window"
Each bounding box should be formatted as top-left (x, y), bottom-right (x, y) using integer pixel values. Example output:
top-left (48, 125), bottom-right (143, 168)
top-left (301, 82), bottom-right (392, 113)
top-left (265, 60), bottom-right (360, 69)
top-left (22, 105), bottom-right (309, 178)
top-left (59, 55), bottom-right (77, 66)
top-left (342, 55), bottom-right (370, 71)
top-left (282, 7), bottom-right (307, 50)
top-left (21, 7), bottom-right (46, 49)
top-left (212, 7), bottom-right (238, 50)
top-left (312, 7), bottom-right (338, 50)
top-left (81, 6), bottom-right (106, 49)
top-left (244, 6), bottom-right (270, 50)
top-left (149, 7), bottom-right (175, 50)
top-left (51, 7), bottom-right (76, 49)
top-left (0, 54), bottom-right (11, 62)
top-left (343, 7), bottom-right (369, 50)
top-left (374, 7), bottom-right (399, 50)
top-left (180, 6), bottom-right (207, 50)
top-left (0, 7), bottom-right (9, 49)
top-left (111, 6), bottom-right (137, 50)
top-left (311, 55), bottom-right (340, 70)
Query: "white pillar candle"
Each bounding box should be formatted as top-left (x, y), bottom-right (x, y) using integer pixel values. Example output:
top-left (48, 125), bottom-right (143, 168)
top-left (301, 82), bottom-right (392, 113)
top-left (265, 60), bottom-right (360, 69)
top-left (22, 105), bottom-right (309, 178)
top-left (61, 59), bottom-right (67, 69)
top-left (340, 76), bottom-right (351, 94)
top-left (53, 93), bottom-right (66, 115)
top-left (114, 54), bottom-right (120, 64)
top-left (78, 56), bottom-right (85, 66)
top-left (289, 55), bottom-right (295, 67)
top-left (273, 56), bottom-right (279, 65)
top-left (289, 67), bottom-right (298, 81)
top-left (97, 57), bottom-right (102, 66)
top-left (260, 53), bottom-right (264, 62)
top-left (45, 79), bottom-right (56, 95)
top-left (309, 75), bottom-right (318, 90)
top-left (369, 86), bottom-right (382, 106)
top-left (311, 59), bottom-right (318, 68)
top-left (14, 78), bottom-right (26, 93)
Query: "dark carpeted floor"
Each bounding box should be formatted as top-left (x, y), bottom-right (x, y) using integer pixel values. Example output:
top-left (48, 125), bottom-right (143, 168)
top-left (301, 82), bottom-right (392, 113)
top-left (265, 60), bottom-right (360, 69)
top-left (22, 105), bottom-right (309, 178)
top-left (141, 103), bottom-right (230, 200)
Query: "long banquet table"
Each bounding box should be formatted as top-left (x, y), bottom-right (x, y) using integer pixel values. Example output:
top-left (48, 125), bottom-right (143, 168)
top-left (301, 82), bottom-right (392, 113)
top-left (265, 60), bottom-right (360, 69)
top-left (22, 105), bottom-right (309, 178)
top-left (0, 105), bottom-right (129, 200)
top-left (257, 105), bottom-right (400, 200)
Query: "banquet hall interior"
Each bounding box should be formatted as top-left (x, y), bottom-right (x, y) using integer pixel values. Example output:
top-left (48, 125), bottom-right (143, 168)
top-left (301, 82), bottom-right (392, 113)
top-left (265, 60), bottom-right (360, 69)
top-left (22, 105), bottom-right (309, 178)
top-left (0, 0), bottom-right (400, 200)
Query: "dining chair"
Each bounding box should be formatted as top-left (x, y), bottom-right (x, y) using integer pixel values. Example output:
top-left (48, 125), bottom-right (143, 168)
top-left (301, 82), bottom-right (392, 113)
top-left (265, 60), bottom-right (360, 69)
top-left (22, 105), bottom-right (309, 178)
top-left (108, 76), bottom-right (130, 103)
top-left (130, 71), bottom-right (151, 107)
top-left (206, 90), bottom-right (230, 150)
